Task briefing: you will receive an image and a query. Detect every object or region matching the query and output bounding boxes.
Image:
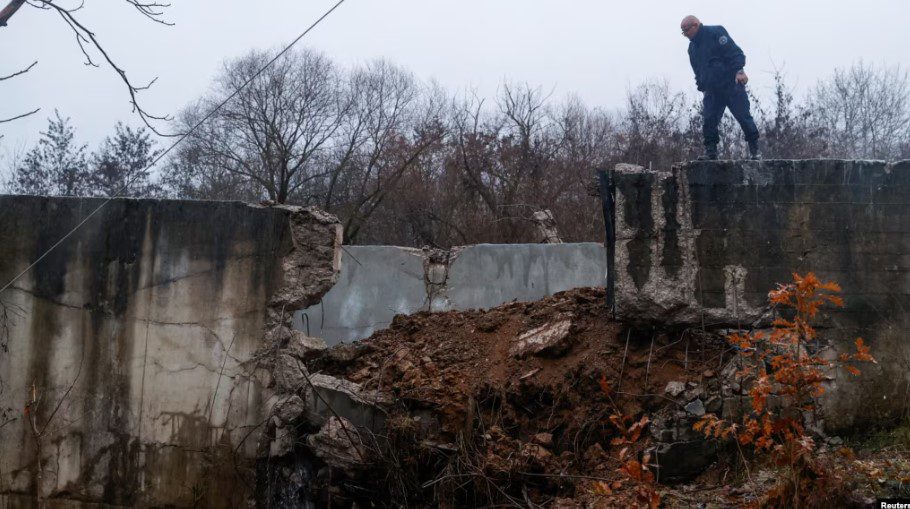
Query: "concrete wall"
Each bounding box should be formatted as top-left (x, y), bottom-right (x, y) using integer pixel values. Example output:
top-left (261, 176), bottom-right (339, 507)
top-left (295, 243), bottom-right (607, 345)
top-left (0, 196), bottom-right (340, 507)
top-left (610, 159), bottom-right (910, 430)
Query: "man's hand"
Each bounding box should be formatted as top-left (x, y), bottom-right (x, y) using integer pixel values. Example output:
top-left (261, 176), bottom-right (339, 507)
top-left (736, 70), bottom-right (749, 85)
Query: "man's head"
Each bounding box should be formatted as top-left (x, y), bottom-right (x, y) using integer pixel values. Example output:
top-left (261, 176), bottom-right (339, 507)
top-left (681, 15), bottom-right (701, 39)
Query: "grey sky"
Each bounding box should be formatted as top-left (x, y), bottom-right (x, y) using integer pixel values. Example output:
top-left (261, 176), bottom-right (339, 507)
top-left (1, 0), bottom-right (908, 152)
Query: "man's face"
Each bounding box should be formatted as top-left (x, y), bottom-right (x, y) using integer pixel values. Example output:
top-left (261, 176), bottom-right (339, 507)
top-left (681, 20), bottom-right (699, 40)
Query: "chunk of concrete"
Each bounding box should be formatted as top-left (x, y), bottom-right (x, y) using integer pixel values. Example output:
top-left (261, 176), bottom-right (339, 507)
top-left (265, 324), bottom-right (294, 344)
top-left (269, 205), bottom-right (342, 311)
top-left (286, 330), bottom-right (328, 359)
top-left (303, 374), bottom-right (390, 432)
top-left (510, 319), bottom-right (573, 358)
top-left (275, 394), bottom-right (307, 425)
top-left (307, 417), bottom-right (368, 472)
top-left (664, 381), bottom-right (686, 398)
top-left (273, 353), bottom-right (309, 393)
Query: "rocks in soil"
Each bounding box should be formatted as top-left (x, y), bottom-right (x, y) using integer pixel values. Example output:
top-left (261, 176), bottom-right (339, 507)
top-left (705, 395), bottom-right (722, 414)
top-left (510, 317), bottom-right (573, 358)
top-left (293, 288), bottom-right (730, 506)
top-left (651, 439), bottom-right (719, 482)
top-left (685, 399), bottom-right (706, 416)
top-left (665, 381), bottom-right (686, 397)
top-left (533, 432), bottom-right (554, 447)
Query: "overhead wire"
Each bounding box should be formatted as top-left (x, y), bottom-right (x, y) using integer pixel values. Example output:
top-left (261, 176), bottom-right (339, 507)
top-left (0, 0), bottom-right (347, 295)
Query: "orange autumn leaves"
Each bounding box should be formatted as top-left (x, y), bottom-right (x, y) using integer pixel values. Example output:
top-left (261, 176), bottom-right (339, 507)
top-left (696, 272), bottom-right (876, 461)
top-left (595, 376), bottom-right (660, 508)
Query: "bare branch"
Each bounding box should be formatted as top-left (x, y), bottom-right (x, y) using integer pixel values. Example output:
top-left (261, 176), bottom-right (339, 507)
top-left (0, 60), bottom-right (37, 81)
top-left (0, 107), bottom-right (40, 123)
top-left (0, 0), bottom-right (26, 26)
top-left (36, 0), bottom-right (173, 135)
top-left (127, 0), bottom-right (172, 25)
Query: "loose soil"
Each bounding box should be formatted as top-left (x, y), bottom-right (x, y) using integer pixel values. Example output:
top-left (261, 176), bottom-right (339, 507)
top-left (310, 288), bottom-right (727, 506)
top-left (306, 287), bottom-right (910, 507)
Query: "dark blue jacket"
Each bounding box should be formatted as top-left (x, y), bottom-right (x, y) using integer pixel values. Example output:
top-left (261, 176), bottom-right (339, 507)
top-left (688, 25), bottom-right (746, 91)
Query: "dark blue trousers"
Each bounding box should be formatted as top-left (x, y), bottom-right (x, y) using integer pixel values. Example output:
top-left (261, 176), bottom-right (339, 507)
top-left (703, 83), bottom-right (759, 149)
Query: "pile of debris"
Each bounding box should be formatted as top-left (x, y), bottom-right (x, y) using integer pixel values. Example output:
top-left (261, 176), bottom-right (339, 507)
top-left (253, 288), bottom-right (747, 506)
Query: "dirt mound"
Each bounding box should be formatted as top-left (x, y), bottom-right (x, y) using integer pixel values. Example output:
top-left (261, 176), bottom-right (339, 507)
top-left (305, 288), bottom-right (728, 506)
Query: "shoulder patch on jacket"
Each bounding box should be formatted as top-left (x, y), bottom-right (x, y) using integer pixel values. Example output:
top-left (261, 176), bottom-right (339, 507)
top-left (718, 35), bottom-right (729, 45)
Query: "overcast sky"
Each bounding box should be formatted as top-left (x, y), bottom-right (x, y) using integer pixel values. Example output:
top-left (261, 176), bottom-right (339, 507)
top-left (0, 0), bottom-right (908, 153)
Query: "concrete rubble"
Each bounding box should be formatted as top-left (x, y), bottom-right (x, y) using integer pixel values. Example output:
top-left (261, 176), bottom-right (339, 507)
top-left (306, 417), bottom-right (368, 472)
top-left (532, 208), bottom-right (563, 244)
top-left (509, 316), bottom-right (574, 358)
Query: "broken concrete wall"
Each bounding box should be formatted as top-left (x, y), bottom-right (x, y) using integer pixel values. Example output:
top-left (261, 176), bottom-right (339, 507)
top-left (294, 243), bottom-right (607, 345)
top-left (0, 196), bottom-right (340, 507)
top-left (611, 159), bottom-right (910, 430)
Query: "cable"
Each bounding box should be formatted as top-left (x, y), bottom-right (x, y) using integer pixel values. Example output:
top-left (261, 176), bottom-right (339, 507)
top-left (0, 0), bottom-right (346, 295)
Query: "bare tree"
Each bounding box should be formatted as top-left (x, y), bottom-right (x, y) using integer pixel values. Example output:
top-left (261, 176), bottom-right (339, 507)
top-left (167, 48), bottom-right (345, 203)
top-left (159, 45), bottom-right (910, 247)
top-left (620, 79), bottom-right (691, 167)
top-left (330, 60), bottom-right (447, 243)
top-left (164, 53), bottom-right (448, 243)
top-left (546, 96), bottom-right (619, 240)
top-left (752, 70), bottom-right (827, 159)
top-left (810, 61), bottom-right (910, 159)
top-left (159, 142), bottom-right (264, 202)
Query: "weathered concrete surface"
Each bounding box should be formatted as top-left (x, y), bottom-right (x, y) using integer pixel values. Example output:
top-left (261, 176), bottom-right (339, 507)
top-left (0, 196), bottom-right (340, 507)
top-left (294, 246), bottom-right (428, 344)
top-left (446, 243), bottom-right (607, 311)
top-left (611, 159), bottom-right (910, 430)
top-left (296, 243), bottom-right (607, 345)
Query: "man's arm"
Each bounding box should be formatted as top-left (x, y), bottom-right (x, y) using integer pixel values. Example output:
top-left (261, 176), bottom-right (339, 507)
top-left (717, 26), bottom-right (746, 76)
top-left (688, 46), bottom-right (703, 91)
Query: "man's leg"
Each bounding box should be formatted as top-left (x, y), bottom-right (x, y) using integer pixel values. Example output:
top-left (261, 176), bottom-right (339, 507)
top-left (727, 83), bottom-right (761, 159)
top-left (700, 90), bottom-right (724, 160)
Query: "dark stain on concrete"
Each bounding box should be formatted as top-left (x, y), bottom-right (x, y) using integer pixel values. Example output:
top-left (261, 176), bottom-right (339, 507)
top-left (0, 196), bottom-right (331, 507)
top-left (612, 159), bottom-right (910, 430)
top-left (621, 174), bottom-right (654, 289)
top-left (660, 175), bottom-right (683, 277)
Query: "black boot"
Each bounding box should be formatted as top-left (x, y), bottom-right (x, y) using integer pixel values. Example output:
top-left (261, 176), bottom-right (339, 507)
top-left (697, 146), bottom-right (718, 161)
top-left (748, 140), bottom-right (762, 160)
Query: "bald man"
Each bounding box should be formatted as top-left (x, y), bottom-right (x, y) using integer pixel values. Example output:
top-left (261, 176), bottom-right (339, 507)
top-left (681, 15), bottom-right (761, 160)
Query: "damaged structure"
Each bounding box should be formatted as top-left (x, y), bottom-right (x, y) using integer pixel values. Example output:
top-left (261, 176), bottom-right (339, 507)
top-left (0, 197), bottom-right (341, 507)
top-left (608, 159), bottom-right (910, 430)
top-left (295, 243), bottom-right (607, 344)
top-left (1, 158), bottom-right (910, 506)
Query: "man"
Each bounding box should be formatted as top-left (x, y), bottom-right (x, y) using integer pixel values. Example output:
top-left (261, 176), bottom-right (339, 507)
top-left (681, 15), bottom-right (761, 160)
